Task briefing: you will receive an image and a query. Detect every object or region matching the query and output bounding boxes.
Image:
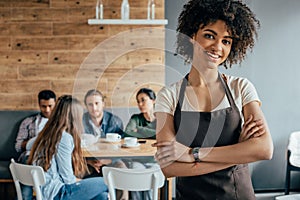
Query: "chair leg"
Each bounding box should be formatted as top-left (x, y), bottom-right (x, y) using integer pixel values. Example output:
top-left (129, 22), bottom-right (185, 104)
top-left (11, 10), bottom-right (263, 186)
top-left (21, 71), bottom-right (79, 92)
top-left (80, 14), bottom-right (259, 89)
top-left (285, 167), bottom-right (291, 195)
top-left (159, 179), bottom-right (169, 200)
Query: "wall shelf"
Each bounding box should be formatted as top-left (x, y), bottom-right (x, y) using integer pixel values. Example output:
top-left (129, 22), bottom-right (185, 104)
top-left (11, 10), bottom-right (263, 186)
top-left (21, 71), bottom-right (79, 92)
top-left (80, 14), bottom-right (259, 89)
top-left (88, 19), bottom-right (168, 25)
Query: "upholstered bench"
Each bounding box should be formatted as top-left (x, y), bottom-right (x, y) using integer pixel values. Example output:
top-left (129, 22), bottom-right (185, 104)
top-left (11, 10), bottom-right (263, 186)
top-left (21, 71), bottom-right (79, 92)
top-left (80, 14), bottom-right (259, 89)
top-left (0, 110), bottom-right (38, 199)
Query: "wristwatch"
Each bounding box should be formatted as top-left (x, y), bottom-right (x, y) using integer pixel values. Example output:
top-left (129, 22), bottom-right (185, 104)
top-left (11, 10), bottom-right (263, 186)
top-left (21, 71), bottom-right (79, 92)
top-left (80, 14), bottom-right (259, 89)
top-left (192, 147), bottom-right (201, 162)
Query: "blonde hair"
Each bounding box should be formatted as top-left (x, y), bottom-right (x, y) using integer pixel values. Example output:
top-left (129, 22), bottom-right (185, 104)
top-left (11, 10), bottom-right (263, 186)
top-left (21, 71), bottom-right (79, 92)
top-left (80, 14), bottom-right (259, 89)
top-left (28, 95), bottom-right (87, 177)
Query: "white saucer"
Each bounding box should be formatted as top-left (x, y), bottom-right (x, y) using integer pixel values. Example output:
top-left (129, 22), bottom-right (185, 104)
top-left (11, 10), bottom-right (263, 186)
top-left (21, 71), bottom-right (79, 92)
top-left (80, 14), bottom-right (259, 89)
top-left (104, 138), bottom-right (121, 143)
top-left (121, 143), bottom-right (141, 148)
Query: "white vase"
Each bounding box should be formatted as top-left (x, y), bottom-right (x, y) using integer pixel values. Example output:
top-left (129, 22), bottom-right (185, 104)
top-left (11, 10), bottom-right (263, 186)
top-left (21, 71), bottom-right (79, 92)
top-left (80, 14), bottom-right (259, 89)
top-left (96, 0), bottom-right (104, 19)
top-left (121, 0), bottom-right (130, 20)
top-left (147, 0), bottom-right (155, 20)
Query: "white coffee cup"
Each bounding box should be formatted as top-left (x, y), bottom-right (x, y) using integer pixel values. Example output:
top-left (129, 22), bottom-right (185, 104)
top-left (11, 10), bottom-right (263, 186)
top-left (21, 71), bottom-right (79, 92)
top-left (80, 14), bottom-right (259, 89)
top-left (106, 133), bottom-right (121, 142)
top-left (124, 137), bottom-right (138, 146)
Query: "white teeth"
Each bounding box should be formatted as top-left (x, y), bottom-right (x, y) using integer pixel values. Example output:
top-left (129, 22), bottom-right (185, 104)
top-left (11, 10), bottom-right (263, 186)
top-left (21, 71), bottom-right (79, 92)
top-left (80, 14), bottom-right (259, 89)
top-left (207, 52), bottom-right (220, 58)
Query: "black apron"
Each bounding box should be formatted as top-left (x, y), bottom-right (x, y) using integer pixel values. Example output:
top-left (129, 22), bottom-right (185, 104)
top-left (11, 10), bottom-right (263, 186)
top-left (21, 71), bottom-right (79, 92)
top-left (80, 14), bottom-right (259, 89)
top-left (174, 74), bottom-right (255, 200)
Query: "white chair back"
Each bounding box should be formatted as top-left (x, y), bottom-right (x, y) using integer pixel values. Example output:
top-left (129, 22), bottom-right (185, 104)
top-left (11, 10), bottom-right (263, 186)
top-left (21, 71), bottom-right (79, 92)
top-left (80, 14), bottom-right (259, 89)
top-left (9, 158), bottom-right (46, 200)
top-left (102, 166), bottom-right (165, 200)
top-left (288, 131), bottom-right (300, 167)
top-left (276, 194), bottom-right (300, 199)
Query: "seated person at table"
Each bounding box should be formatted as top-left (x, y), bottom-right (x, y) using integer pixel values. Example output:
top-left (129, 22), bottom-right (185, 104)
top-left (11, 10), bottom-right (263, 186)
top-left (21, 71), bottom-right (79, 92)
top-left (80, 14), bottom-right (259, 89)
top-left (83, 89), bottom-right (124, 138)
top-left (82, 89), bottom-right (126, 171)
top-left (15, 89), bottom-right (56, 200)
top-left (28, 95), bottom-right (108, 200)
top-left (82, 89), bottom-right (128, 200)
top-left (125, 88), bottom-right (156, 139)
top-left (124, 88), bottom-right (157, 200)
top-left (15, 89), bottom-right (56, 163)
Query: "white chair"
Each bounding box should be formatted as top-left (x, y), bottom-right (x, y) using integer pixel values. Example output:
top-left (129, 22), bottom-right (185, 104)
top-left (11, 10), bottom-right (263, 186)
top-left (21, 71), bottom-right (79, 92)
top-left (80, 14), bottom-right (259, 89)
top-left (9, 158), bottom-right (46, 200)
top-left (102, 166), bottom-right (165, 200)
top-left (285, 131), bottom-right (300, 194)
top-left (275, 194), bottom-right (300, 199)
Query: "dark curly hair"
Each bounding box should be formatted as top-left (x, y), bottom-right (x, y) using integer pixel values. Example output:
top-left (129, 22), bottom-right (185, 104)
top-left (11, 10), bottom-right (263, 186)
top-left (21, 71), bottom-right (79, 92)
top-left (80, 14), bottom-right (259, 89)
top-left (176, 0), bottom-right (260, 68)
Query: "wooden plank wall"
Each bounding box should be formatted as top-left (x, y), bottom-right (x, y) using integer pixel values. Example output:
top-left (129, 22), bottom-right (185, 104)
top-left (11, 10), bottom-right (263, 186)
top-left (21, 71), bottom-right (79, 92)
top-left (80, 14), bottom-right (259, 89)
top-left (0, 0), bottom-right (165, 110)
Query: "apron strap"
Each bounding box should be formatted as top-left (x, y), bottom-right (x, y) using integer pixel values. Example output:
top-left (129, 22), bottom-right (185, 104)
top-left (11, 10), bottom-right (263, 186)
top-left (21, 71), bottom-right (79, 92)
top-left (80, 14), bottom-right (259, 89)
top-left (177, 73), bottom-right (238, 110)
top-left (219, 73), bottom-right (236, 108)
top-left (177, 74), bottom-right (189, 109)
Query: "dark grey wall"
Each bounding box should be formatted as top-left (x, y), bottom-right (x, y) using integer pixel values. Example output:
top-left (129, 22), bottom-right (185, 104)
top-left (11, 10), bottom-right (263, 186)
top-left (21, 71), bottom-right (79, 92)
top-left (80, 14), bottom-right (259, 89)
top-left (165, 0), bottom-right (300, 191)
top-left (165, 1), bottom-right (189, 85)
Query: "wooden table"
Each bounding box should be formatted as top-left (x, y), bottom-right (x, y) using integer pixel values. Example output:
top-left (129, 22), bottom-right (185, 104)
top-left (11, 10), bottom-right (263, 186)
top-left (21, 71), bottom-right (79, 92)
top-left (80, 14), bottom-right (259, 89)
top-left (82, 138), bottom-right (172, 200)
top-left (82, 138), bottom-right (156, 158)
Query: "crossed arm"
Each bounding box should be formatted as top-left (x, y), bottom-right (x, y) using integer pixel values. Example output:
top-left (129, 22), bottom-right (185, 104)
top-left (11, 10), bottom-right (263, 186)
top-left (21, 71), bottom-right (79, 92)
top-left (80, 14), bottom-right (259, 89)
top-left (153, 101), bottom-right (273, 178)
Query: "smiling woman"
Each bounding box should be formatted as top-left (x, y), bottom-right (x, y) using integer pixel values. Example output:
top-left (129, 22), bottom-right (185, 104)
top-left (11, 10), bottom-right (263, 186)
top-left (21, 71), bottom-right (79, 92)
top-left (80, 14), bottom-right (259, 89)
top-left (192, 21), bottom-right (233, 70)
top-left (153, 0), bottom-right (273, 199)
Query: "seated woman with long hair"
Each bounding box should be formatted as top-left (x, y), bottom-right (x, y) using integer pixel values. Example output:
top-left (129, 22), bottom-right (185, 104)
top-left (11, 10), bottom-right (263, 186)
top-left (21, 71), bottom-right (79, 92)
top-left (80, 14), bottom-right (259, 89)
top-left (28, 95), bottom-right (108, 200)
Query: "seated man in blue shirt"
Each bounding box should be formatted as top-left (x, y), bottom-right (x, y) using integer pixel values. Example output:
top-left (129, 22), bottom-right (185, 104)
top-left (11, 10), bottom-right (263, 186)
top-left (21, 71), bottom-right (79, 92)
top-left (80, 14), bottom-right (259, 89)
top-left (83, 89), bottom-right (124, 138)
top-left (83, 89), bottom-right (127, 200)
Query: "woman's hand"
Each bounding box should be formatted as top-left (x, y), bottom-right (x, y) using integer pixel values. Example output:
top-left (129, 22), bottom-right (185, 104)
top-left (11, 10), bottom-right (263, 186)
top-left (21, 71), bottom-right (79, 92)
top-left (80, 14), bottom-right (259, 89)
top-left (76, 178), bottom-right (82, 182)
top-left (239, 114), bottom-right (266, 142)
top-left (87, 159), bottom-right (112, 173)
top-left (152, 141), bottom-right (193, 168)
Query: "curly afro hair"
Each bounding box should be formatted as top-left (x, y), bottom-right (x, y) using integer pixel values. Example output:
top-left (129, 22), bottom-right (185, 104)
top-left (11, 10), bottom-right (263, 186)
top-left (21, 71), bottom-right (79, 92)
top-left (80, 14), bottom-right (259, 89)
top-left (176, 0), bottom-right (260, 68)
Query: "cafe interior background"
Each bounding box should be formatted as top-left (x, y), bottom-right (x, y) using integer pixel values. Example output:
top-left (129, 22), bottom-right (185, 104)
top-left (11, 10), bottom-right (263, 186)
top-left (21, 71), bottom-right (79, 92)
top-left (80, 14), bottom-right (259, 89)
top-left (1, 0), bottom-right (300, 198)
